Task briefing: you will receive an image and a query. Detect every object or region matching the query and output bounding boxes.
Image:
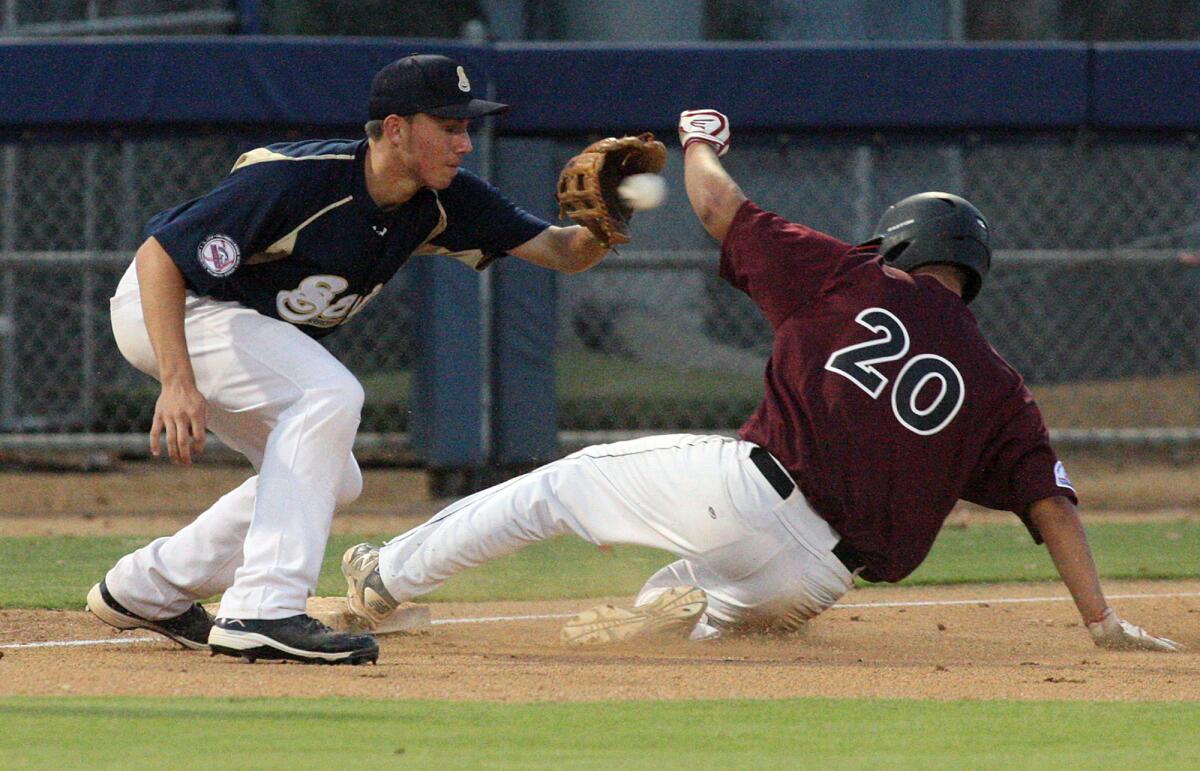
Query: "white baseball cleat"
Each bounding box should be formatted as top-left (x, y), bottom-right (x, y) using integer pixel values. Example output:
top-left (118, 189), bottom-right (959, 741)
top-left (341, 543), bottom-right (400, 627)
top-left (561, 586), bottom-right (708, 646)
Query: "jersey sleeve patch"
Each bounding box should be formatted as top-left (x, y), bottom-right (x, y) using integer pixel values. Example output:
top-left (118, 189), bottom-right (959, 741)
top-left (1054, 460), bottom-right (1075, 492)
top-left (197, 234), bottom-right (241, 277)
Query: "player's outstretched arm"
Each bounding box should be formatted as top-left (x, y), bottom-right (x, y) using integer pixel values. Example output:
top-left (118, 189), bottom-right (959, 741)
top-left (1028, 496), bottom-right (1180, 651)
top-left (509, 224), bottom-right (609, 274)
top-left (135, 237), bottom-right (209, 465)
top-left (679, 109), bottom-right (746, 244)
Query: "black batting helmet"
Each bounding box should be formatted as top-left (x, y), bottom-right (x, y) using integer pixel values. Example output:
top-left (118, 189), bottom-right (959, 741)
top-left (871, 192), bottom-right (991, 303)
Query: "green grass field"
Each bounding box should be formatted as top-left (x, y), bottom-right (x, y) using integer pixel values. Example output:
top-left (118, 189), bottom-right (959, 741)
top-left (2, 520), bottom-right (1196, 609)
top-left (3, 520), bottom-right (1197, 769)
top-left (2, 697), bottom-right (1199, 769)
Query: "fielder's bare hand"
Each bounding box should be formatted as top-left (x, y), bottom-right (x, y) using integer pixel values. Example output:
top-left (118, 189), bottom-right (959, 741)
top-left (1087, 608), bottom-right (1180, 651)
top-left (151, 380), bottom-right (208, 465)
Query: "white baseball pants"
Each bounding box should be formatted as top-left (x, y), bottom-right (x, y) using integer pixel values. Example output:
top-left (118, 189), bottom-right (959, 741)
top-left (104, 263), bottom-right (363, 620)
top-left (377, 434), bottom-right (855, 631)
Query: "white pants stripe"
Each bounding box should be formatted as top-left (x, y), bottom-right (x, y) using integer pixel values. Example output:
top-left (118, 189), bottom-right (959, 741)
top-left (104, 264), bottom-right (363, 620)
top-left (378, 434), bottom-right (854, 630)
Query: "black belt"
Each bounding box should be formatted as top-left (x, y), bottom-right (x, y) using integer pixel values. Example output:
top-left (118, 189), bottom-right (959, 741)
top-left (748, 446), bottom-right (795, 499)
top-left (748, 446), bottom-right (865, 575)
top-left (832, 540), bottom-right (865, 574)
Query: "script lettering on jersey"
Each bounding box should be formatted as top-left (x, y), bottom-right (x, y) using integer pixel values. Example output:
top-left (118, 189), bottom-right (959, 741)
top-left (276, 275), bottom-right (383, 328)
top-left (825, 307), bottom-right (965, 435)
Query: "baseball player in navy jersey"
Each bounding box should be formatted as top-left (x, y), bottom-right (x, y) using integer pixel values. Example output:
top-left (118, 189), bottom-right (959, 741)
top-left (340, 109), bottom-right (1179, 653)
top-left (85, 54), bottom-right (613, 664)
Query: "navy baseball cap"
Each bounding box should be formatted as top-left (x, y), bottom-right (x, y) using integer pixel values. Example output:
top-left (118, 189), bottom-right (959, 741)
top-left (368, 54), bottom-right (509, 120)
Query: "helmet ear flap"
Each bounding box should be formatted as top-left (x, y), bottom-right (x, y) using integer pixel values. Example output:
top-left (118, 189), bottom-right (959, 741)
top-left (882, 241), bottom-right (909, 264)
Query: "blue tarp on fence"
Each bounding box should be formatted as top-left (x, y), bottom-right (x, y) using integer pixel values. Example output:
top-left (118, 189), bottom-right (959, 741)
top-left (2, 39), bottom-right (1195, 469)
top-left (1, 39), bottom-right (1196, 131)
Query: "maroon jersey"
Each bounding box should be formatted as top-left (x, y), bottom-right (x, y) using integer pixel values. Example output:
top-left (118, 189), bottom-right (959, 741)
top-left (722, 201), bottom-right (1077, 582)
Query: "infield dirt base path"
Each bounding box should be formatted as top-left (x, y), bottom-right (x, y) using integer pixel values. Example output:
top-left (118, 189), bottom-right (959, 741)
top-left (2, 459), bottom-right (1198, 702)
top-left (3, 579), bottom-right (1198, 702)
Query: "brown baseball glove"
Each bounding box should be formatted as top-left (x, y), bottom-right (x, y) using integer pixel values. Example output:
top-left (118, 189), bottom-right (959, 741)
top-left (556, 132), bottom-right (667, 247)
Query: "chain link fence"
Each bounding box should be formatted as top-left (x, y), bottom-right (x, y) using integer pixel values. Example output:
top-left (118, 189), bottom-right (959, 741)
top-left (0, 130), bottom-right (419, 449)
top-left (0, 129), bottom-right (1197, 453)
top-left (554, 132), bottom-right (1200, 445)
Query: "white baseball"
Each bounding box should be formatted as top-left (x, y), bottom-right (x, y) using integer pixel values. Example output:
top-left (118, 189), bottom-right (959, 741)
top-left (617, 173), bottom-right (667, 211)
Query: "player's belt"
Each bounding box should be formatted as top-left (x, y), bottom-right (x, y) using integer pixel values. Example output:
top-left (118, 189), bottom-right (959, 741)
top-left (748, 446), bottom-right (795, 500)
top-left (832, 540), bottom-right (865, 574)
top-left (748, 445), bottom-right (865, 574)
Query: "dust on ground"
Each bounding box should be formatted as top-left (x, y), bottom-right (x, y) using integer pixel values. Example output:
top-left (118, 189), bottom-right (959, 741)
top-left (1, 580), bottom-right (1197, 702)
top-left (1, 453), bottom-right (1197, 703)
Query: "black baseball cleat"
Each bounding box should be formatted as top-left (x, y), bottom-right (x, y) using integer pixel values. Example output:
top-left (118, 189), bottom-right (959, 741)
top-left (86, 580), bottom-right (214, 651)
top-left (207, 614), bottom-right (379, 665)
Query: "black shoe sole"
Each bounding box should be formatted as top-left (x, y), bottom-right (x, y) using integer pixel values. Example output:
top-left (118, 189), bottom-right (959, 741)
top-left (86, 582), bottom-right (211, 651)
top-left (207, 617), bottom-right (380, 665)
top-left (209, 643), bottom-right (378, 665)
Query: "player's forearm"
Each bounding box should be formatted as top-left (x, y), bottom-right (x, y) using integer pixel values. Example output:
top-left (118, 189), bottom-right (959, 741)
top-left (1027, 496), bottom-right (1109, 623)
top-left (682, 144), bottom-right (745, 244)
top-left (510, 225), bottom-right (607, 274)
top-left (134, 237), bottom-right (196, 387)
top-left (558, 225), bottom-right (608, 272)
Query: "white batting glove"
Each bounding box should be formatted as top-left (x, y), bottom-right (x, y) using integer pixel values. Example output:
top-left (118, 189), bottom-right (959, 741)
top-left (1087, 608), bottom-right (1180, 652)
top-left (679, 109), bottom-right (731, 156)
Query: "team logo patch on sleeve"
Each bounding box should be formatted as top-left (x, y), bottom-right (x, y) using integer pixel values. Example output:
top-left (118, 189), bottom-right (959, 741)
top-left (197, 235), bottom-right (241, 277)
top-left (1054, 460), bottom-right (1075, 492)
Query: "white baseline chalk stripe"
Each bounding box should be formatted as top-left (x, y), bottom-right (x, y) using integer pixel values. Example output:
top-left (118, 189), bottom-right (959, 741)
top-left (4, 590), bottom-right (1198, 650)
top-left (432, 612), bottom-right (571, 626)
top-left (429, 591), bottom-right (1200, 624)
top-left (833, 590), bottom-right (1200, 610)
top-left (1, 636), bottom-right (157, 650)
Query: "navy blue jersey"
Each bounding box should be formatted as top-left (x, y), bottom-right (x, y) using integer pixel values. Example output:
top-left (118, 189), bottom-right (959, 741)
top-left (145, 138), bottom-right (548, 338)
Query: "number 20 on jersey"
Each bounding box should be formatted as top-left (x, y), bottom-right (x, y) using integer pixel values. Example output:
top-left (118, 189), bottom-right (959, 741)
top-left (824, 307), bottom-right (965, 436)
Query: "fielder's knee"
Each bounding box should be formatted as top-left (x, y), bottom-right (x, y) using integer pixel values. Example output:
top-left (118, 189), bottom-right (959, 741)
top-left (335, 459), bottom-right (364, 508)
top-left (327, 376), bottom-right (365, 417)
top-left (300, 377), bottom-right (365, 428)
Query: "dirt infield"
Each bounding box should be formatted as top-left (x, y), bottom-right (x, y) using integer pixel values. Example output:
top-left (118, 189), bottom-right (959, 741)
top-left (1, 456), bottom-right (1197, 702)
top-left (2, 450), bottom-right (1199, 523)
top-left (2, 580), bottom-right (1198, 702)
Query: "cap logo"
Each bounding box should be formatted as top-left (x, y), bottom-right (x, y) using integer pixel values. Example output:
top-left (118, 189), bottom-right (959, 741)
top-left (456, 66), bottom-right (471, 93)
top-left (197, 234), bottom-right (240, 277)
